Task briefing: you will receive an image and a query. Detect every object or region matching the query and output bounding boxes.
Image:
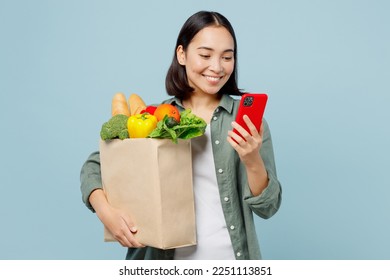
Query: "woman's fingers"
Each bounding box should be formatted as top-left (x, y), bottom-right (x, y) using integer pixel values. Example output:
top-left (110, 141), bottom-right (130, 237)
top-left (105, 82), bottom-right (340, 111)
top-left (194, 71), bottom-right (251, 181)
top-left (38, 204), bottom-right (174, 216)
top-left (242, 115), bottom-right (259, 136)
top-left (227, 116), bottom-right (263, 160)
top-left (103, 207), bottom-right (144, 248)
top-left (121, 216), bottom-right (144, 248)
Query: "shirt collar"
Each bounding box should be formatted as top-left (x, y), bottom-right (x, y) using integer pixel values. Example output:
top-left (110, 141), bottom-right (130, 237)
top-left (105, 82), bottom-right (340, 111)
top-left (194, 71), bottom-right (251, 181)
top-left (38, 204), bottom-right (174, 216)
top-left (218, 94), bottom-right (235, 114)
top-left (169, 97), bottom-right (184, 109)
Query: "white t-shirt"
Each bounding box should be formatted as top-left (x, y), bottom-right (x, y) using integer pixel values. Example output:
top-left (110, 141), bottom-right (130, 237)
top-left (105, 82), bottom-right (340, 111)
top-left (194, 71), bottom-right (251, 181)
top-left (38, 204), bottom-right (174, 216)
top-left (174, 126), bottom-right (235, 260)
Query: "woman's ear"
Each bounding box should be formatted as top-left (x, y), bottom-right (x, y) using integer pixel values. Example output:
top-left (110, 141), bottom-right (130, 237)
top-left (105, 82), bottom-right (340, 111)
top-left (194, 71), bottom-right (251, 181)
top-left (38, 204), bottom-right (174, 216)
top-left (176, 45), bottom-right (186, 66)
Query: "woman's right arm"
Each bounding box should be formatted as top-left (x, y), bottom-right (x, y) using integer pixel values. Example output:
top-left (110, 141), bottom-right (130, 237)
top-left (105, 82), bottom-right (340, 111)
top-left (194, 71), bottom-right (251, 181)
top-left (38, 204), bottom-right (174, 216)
top-left (80, 152), bottom-right (144, 248)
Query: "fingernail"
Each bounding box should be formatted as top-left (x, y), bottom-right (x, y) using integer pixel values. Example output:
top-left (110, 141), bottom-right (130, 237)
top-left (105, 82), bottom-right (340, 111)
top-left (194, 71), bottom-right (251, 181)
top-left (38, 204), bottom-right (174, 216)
top-left (130, 226), bottom-right (137, 233)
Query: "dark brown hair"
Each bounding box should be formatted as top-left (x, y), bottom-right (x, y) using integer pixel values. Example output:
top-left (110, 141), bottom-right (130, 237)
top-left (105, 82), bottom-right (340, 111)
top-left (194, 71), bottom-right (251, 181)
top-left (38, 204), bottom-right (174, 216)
top-left (165, 11), bottom-right (242, 98)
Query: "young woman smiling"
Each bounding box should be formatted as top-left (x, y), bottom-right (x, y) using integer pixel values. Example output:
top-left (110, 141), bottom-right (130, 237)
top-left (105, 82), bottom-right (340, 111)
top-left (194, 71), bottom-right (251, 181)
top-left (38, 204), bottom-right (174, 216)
top-left (80, 11), bottom-right (282, 260)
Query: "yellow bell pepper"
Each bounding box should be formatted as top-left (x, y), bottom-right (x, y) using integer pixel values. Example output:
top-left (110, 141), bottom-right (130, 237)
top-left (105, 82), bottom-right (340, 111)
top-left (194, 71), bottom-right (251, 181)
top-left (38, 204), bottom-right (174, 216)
top-left (127, 113), bottom-right (158, 138)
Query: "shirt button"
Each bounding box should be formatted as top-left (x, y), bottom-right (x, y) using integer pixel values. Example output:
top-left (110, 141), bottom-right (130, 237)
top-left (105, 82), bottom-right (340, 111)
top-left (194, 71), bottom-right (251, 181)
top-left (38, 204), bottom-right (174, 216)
top-left (218, 168), bottom-right (223, 174)
top-left (215, 140), bottom-right (220, 145)
top-left (237, 252), bottom-right (241, 257)
top-left (230, 225), bottom-right (235, 230)
top-left (213, 116), bottom-right (218, 121)
top-left (224, 197), bottom-right (229, 202)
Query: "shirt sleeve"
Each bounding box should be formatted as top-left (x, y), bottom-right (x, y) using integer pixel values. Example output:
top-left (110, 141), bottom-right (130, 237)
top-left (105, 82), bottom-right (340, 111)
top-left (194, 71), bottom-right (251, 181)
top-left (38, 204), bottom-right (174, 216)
top-left (243, 119), bottom-right (282, 219)
top-left (80, 151), bottom-right (103, 212)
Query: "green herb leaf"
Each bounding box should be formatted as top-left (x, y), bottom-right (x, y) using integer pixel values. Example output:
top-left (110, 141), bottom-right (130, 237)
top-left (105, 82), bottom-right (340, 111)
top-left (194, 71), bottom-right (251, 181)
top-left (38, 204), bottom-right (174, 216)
top-left (148, 109), bottom-right (207, 143)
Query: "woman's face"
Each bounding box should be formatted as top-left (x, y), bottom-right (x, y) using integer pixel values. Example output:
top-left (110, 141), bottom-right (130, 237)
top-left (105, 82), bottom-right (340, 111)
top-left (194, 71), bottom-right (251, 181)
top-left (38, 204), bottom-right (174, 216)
top-left (177, 26), bottom-right (235, 97)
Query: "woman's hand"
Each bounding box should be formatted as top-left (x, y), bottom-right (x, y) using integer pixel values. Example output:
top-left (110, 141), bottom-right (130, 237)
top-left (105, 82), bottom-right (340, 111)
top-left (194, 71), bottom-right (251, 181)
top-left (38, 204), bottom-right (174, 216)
top-left (227, 115), bottom-right (263, 164)
top-left (89, 189), bottom-right (144, 248)
top-left (227, 115), bottom-right (269, 196)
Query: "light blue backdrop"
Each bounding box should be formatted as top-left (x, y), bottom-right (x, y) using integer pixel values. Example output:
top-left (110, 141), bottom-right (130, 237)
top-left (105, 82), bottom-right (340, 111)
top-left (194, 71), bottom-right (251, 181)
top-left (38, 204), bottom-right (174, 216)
top-left (1, 0), bottom-right (389, 260)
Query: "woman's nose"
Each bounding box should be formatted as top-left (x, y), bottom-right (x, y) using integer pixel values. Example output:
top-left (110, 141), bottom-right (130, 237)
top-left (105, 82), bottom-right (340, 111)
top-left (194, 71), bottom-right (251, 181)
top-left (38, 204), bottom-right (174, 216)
top-left (209, 58), bottom-right (223, 73)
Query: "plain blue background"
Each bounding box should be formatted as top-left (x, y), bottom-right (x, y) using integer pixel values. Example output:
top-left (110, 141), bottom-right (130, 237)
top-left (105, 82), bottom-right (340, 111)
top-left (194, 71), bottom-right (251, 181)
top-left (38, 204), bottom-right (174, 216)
top-left (1, 0), bottom-right (389, 260)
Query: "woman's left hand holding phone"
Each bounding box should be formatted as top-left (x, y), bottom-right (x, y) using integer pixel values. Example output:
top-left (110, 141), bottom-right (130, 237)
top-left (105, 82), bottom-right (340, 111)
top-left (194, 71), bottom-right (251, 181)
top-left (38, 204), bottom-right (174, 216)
top-left (227, 114), bottom-right (264, 163)
top-left (227, 115), bottom-right (269, 196)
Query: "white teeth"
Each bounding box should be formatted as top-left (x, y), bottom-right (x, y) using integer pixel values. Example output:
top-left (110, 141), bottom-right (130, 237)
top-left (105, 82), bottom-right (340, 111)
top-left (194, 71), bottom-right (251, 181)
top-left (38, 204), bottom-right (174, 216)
top-left (205, 75), bottom-right (220, 82)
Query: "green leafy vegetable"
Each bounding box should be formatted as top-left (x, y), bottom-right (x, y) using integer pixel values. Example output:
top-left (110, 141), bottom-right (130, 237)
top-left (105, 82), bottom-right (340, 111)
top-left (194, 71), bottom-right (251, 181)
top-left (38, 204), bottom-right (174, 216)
top-left (148, 109), bottom-right (207, 143)
top-left (100, 114), bottom-right (129, 140)
top-left (165, 116), bottom-right (180, 128)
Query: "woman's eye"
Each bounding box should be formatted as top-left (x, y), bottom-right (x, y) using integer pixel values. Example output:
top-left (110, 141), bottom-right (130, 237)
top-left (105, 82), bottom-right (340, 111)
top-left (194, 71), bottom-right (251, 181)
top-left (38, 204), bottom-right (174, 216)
top-left (223, 56), bottom-right (233, 61)
top-left (199, 54), bottom-right (210, 59)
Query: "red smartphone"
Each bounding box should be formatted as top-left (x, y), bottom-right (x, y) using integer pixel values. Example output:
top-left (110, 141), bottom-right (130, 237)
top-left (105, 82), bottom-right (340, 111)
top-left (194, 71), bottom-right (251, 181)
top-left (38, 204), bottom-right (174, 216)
top-left (233, 93), bottom-right (268, 138)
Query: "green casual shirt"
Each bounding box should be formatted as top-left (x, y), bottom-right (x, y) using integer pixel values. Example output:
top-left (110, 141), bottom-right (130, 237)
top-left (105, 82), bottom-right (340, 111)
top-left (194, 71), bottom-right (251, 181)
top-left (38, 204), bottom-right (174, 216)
top-left (80, 94), bottom-right (282, 260)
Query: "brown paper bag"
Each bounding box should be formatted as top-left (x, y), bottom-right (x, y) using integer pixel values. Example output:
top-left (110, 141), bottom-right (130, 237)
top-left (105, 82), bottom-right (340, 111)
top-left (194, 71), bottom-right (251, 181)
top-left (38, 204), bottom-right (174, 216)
top-left (99, 138), bottom-right (196, 249)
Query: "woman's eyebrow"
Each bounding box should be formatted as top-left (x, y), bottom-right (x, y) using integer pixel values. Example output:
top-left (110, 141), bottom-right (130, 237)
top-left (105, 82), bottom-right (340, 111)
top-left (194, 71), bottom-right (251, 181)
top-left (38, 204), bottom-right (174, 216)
top-left (197, 46), bottom-right (234, 52)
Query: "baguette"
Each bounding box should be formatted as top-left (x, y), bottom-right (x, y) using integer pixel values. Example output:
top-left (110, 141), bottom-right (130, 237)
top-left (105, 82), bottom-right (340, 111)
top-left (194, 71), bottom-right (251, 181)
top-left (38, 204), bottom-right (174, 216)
top-left (128, 93), bottom-right (147, 115)
top-left (111, 92), bottom-right (130, 116)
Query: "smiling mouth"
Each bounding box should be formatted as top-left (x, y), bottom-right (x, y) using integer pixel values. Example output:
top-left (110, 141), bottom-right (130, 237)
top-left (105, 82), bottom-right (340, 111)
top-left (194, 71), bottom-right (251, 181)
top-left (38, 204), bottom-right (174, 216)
top-left (203, 75), bottom-right (223, 82)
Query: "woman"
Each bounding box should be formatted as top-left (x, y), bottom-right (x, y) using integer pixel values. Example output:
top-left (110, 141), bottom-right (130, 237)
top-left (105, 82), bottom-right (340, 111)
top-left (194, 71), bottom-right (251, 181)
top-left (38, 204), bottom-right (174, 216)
top-left (80, 11), bottom-right (282, 260)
